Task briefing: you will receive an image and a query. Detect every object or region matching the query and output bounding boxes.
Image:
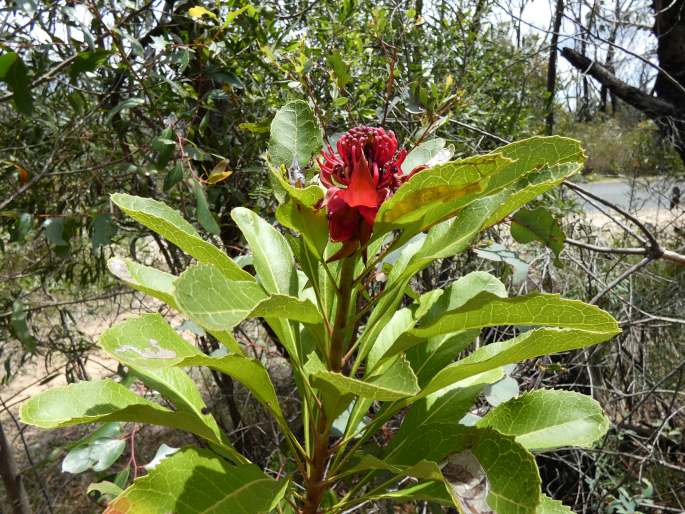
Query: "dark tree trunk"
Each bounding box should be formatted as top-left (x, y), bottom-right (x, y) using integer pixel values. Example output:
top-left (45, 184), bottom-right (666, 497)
top-left (561, 0), bottom-right (685, 165)
top-left (600, 0), bottom-right (620, 113)
top-left (578, 2), bottom-right (598, 122)
top-left (545, 0), bottom-right (565, 135)
top-left (653, 0), bottom-right (685, 158)
top-left (0, 420), bottom-right (32, 514)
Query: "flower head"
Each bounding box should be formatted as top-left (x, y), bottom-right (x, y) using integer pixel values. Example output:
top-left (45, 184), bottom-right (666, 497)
top-left (318, 126), bottom-right (417, 244)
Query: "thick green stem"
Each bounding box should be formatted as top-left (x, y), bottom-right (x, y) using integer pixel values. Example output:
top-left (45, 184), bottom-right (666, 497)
top-left (328, 256), bottom-right (356, 372)
top-left (301, 255), bottom-right (356, 513)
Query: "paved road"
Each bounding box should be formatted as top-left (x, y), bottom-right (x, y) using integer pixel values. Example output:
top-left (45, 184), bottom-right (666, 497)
top-left (576, 176), bottom-right (685, 213)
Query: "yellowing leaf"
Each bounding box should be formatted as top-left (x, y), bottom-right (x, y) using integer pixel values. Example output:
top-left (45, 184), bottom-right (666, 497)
top-left (205, 159), bottom-right (233, 185)
top-left (188, 6), bottom-right (216, 19)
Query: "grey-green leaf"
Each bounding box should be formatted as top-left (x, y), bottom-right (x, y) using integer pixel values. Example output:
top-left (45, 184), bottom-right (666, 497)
top-left (269, 100), bottom-right (323, 169)
top-left (401, 138), bottom-right (447, 173)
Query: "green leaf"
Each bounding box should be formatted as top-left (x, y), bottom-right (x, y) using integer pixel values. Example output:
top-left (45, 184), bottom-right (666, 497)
top-left (425, 272), bottom-right (508, 321)
top-left (420, 326), bottom-right (620, 398)
top-left (128, 366), bottom-right (224, 442)
top-left (98, 314), bottom-right (287, 431)
top-left (175, 264), bottom-right (320, 329)
top-left (111, 194), bottom-right (251, 281)
top-left (486, 136), bottom-right (584, 193)
top-left (407, 331), bottom-right (480, 387)
top-left (413, 293), bottom-right (620, 339)
top-left (0, 52), bottom-right (32, 115)
top-left (62, 423), bottom-right (126, 474)
top-left (194, 184), bottom-right (220, 235)
top-left (478, 389), bottom-right (610, 451)
top-left (163, 161), bottom-right (184, 191)
top-left (87, 481), bottom-right (124, 498)
top-left (374, 153), bottom-right (512, 234)
top-left (44, 218), bottom-right (67, 246)
top-left (276, 199), bottom-right (329, 257)
top-left (0, 52), bottom-right (18, 77)
top-left (387, 426), bottom-right (541, 514)
top-left (106, 448), bottom-right (285, 514)
top-left (342, 454), bottom-right (444, 481)
top-left (401, 138), bottom-right (447, 173)
top-left (108, 257), bottom-right (178, 308)
top-left (536, 494), bottom-right (574, 513)
top-left (400, 192), bottom-right (505, 280)
top-left (485, 162), bottom-right (581, 227)
top-left (311, 356), bottom-right (420, 401)
top-left (19, 379), bottom-right (230, 451)
top-left (327, 52), bottom-right (351, 90)
top-left (153, 127), bottom-right (176, 170)
top-left (366, 307), bottom-right (415, 370)
top-left (269, 165), bottom-right (324, 207)
top-left (105, 97), bottom-right (145, 124)
top-left (69, 49), bottom-right (111, 80)
top-left (511, 206), bottom-right (566, 264)
top-left (91, 214), bottom-right (117, 252)
top-left (231, 207), bottom-right (298, 295)
top-left (268, 100), bottom-right (323, 168)
top-left (384, 370), bottom-right (504, 464)
top-left (358, 196), bottom-right (503, 368)
top-left (108, 259), bottom-right (241, 353)
top-left (10, 300), bottom-right (37, 352)
top-left (381, 271), bottom-right (508, 369)
top-left (11, 212), bottom-right (33, 242)
top-left (270, 165), bottom-right (328, 256)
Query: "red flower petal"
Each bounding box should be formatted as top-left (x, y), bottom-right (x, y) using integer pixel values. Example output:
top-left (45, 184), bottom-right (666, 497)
top-left (341, 151), bottom-right (381, 209)
top-left (327, 190), bottom-right (363, 242)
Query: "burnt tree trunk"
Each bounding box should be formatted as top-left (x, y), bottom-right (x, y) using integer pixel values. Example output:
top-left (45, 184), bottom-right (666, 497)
top-left (561, 0), bottom-right (685, 165)
top-left (0, 419), bottom-right (32, 514)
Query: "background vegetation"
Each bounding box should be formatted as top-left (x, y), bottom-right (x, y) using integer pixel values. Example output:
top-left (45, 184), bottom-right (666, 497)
top-left (1, 0), bottom-right (684, 512)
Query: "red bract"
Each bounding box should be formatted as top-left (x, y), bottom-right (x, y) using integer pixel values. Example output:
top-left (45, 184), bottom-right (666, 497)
top-left (318, 126), bottom-right (417, 244)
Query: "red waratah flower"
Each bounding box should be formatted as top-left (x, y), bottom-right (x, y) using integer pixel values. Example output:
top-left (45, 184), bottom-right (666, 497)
top-left (318, 126), bottom-right (420, 245)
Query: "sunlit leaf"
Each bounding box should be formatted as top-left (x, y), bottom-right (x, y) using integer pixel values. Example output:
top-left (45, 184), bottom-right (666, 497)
top-left (105, 448), bottom-right (285, 514)
top-left (188, 6), bottom-right (217, 19)
top-left (478, 389), bottom-right (610, 451)
top-left (111, 194), bottom-right (251, 281)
